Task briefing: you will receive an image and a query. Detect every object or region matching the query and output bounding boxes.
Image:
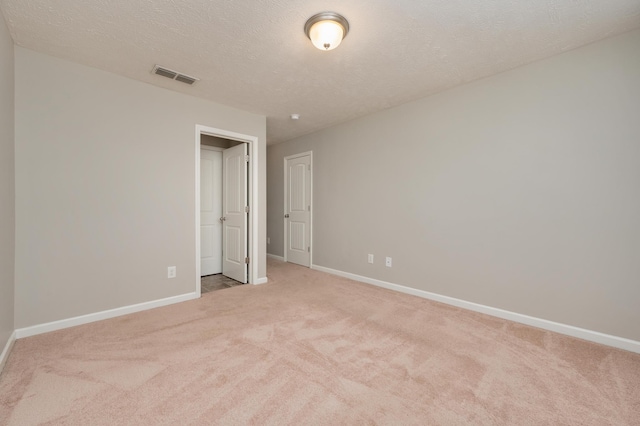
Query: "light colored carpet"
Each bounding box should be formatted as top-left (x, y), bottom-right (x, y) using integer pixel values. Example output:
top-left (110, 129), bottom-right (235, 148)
top-left (1, 259), bottom-right (639, 425)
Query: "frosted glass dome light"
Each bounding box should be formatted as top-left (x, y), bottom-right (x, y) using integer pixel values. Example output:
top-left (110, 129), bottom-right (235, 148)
top-left (304, 12), bottom-right (350, 51)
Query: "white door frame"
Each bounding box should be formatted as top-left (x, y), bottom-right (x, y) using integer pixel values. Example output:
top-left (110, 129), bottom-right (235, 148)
top-left (195, 124), bottom-right (259, 295)
top-left (284, 151), bottom-right (313, 266)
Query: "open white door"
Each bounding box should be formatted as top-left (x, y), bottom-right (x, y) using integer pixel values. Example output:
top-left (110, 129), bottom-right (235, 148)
top-left (222, 143), bottom-right (248, 283)
top-left (200, 148), bottom-right (223, 276)
top-left (285, 153), bottom-right (312, 267)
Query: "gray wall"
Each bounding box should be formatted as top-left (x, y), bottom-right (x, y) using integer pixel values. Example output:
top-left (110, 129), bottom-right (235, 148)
top-left (267, 29), bottom-right (640, 341)
top-left (14, 47), bottom-right (266, 328)
top-left (0, 14), bottom-right (15, 351)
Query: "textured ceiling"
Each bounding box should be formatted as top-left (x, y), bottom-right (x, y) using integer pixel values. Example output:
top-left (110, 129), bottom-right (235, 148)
top-left (1, 0), bottom-right (640, 144)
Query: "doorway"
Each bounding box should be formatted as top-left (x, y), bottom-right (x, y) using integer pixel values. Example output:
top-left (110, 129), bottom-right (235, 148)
top-left (199, 137), bottom-right (247, 292)
top-left (284, 152), bottom-right (313, 267)
top-left (196, 125), bottom-right (260, 296)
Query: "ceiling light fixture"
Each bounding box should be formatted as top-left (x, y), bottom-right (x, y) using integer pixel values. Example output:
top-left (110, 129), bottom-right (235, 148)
top-left (304, 12), bottom-right (349, 51)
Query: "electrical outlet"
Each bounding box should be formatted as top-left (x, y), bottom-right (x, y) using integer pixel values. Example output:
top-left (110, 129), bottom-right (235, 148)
top-left (267, 237), bottom-right (271, 244)
top-left (368, 254), bottom-right (374, 264)
top-left (167, 266), bottom-right (176, 278)
top-left (385, 257), bottom-right (392, 267)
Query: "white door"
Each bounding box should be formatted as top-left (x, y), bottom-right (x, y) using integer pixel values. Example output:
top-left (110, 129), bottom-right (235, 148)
top-left (222, 143), bottom-right (248, 283)
top-left (285, 153), bottom-right (312, 267)
top-left (200, 148), bottom-right (223, 276)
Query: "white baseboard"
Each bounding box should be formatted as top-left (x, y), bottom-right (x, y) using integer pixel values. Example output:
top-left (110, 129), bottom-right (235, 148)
top-left (267, 253), bottom-right (285, 262)
top-left (0, 330), bottom-right (17, 374)
top-left (15, 292), bottom-right (199, 339)
top-left (253, 277), bottom-right (268, 285)
top-left (311, 264), bottom-right (640, 354)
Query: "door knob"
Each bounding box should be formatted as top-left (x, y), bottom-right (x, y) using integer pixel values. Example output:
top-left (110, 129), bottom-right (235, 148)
top-left (284, 214), bottom-right (290, 218)
top-left (220, 217), bottom-right (226, 222)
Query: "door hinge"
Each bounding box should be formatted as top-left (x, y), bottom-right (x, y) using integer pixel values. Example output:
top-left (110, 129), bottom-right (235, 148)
top-left (307, 247), bottom-right (310, 253)
top-left (245, 205), bottom-right (250, 213)
top-left (308, 164), bottom-right (311, 171)
top-left (244, 155), bottom-right (250, 163)
top-left (308, 205), bottom-right (311, 211)
top-left (245, 257), bottom-right (250, 264)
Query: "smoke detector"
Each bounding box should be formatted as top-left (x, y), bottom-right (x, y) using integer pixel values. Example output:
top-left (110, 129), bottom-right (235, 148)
top-left (151, 65), bottom-right (199, 85)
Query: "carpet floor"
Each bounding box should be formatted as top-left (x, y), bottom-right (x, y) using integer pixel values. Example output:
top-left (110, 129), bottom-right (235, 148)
top-left (1, 259), bottom-right (639, 425)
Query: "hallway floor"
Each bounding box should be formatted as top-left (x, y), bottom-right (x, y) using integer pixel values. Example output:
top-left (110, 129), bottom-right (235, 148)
top-left (201, 274), bottom-right (244, 294)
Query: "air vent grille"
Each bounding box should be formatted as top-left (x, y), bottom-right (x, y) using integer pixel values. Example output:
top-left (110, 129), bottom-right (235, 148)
top-left (175, 74), bottom-right (197, 85)
top-left (151, 65), bottom-right (199, 85)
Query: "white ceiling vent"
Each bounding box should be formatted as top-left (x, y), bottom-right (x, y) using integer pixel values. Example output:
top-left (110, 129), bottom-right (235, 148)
top-left (151, 65), bottom-right (199, 85)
